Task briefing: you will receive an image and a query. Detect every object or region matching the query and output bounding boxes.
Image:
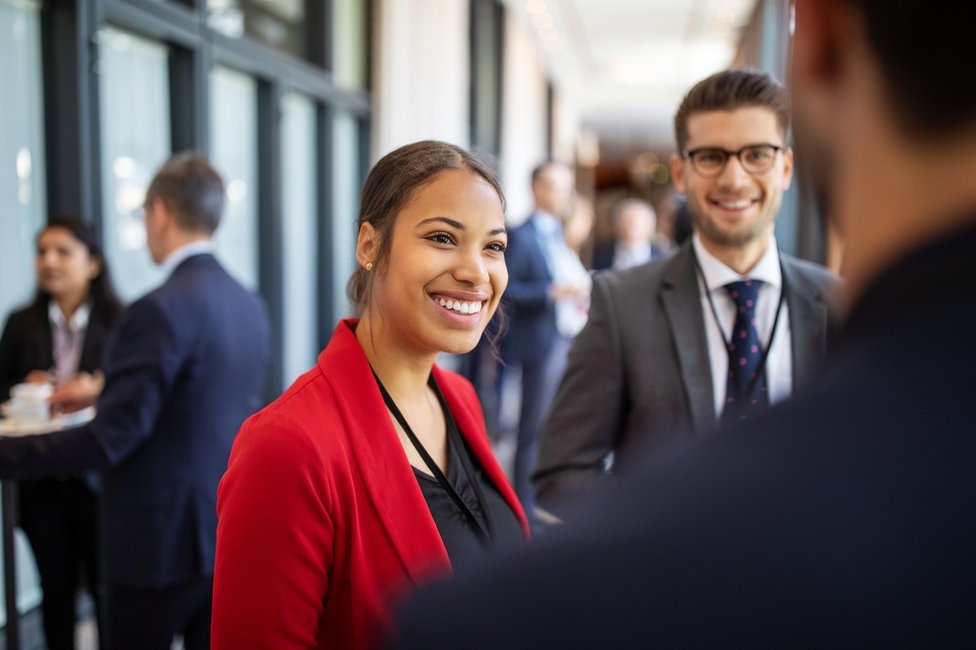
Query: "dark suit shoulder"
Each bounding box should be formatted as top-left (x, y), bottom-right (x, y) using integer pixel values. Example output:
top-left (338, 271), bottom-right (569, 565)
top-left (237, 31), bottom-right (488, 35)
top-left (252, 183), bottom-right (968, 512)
top-left (780, 253), bottom-right (839, 294)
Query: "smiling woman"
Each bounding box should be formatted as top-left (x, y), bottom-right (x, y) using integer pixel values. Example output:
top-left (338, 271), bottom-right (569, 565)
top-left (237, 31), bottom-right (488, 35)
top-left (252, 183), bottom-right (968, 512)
top-left (212, 140), bottom-right (529, 650)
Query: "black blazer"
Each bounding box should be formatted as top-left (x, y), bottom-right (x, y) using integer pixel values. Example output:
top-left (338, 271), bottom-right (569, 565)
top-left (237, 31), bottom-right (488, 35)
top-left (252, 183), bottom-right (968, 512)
top-left (0, 254), bottom-right (270, 588)
top-left (0, 300), bottom-right (118, 400)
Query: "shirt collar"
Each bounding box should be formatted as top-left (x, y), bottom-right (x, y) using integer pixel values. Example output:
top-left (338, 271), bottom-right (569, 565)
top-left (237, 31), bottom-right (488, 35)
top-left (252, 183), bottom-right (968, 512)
top-left (692, 232), bottom-right (782, 292)
top-left (160, 240), bottom-right (214, 277)
top-left (532, 210), bottom-right (562, 236)
top-left (48, 299), bottom-right (91, 332)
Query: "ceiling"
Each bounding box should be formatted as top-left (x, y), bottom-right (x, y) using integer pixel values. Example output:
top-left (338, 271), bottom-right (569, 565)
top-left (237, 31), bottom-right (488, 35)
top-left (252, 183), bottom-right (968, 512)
top-left (509, 0), bottom-right (758, 165)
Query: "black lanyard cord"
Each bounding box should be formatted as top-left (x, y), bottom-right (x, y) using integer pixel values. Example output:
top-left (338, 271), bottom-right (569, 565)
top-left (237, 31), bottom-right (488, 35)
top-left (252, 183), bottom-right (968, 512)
top-left (691, 250), bottom-right (789, 400)
top-left (372, 371), bottom-right (494, 550)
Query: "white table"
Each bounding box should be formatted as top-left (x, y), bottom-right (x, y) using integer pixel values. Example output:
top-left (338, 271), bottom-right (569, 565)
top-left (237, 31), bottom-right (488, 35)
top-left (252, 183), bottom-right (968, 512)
top-left (0, 408), bottom-right (95, 649)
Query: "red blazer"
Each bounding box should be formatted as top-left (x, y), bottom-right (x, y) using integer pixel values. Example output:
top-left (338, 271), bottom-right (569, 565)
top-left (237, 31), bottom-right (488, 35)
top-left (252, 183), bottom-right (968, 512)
top-left (212, 319), bottom-right (528, 649)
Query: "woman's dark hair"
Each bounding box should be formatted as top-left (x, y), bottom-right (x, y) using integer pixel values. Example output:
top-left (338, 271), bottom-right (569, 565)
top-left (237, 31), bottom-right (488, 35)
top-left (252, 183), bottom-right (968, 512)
top-left (346, 140), bottom-right (508, 354)
top-left (30, 215), bottom-right (125, 325)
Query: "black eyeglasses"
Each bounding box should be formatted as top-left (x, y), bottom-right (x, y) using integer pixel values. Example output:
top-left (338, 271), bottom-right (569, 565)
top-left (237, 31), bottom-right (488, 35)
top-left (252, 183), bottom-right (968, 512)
top-left (682, 144), bottom-right (784, 177)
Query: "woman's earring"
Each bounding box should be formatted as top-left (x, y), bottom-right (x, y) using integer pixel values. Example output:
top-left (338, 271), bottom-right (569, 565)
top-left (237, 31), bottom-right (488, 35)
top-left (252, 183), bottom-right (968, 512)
top-left (365, 262), bottom-right (373, 271)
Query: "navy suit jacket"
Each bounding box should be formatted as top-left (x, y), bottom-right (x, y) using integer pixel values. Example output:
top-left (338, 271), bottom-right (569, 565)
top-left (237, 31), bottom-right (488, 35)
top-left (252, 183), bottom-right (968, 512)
top-left (0, 253), bottom-right (270, 588)
top-left (387, 223), bottom-right (976, 647)
top-left (500, 214), bottom-right (557, 364)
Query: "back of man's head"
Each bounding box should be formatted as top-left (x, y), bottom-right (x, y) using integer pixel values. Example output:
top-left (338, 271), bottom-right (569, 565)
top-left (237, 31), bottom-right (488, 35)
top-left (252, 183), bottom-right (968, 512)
top-left (146, 152), bottom-right (225, 235)
top-left (847, 1), bottom-right (975, 138)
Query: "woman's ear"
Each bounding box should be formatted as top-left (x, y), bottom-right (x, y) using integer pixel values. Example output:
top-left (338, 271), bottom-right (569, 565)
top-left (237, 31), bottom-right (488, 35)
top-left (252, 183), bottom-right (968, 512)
top-left (356, 222), bottom-right (377, 269)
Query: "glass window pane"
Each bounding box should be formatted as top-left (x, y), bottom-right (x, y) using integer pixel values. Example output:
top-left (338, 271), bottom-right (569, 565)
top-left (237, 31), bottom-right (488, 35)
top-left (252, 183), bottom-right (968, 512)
top-left (0, 0), bottom-right (47, 320)
top-left (0, 0), bottom-right (46, 622)
top-left (208, 0), bottom-right (308, 61)
top-left (209, 66), bottom-right (259, 290)
top-left (333, 0), bottom-right (368, 90)
top-left (281, 93), bottom-right (318, 386)
top-left (98, 26), bottom-right (171, 301)
top-left (331, 111), bottom-right (361, 321)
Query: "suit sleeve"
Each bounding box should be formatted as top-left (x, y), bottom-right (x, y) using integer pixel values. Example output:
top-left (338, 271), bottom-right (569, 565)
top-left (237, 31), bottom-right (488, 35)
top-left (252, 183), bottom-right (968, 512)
top-left (532, 273), bottom-right (625, 517)
top-left (212, 413), bottom-right (335, 649)
top-left (0, 297), bottom-right (180, 477)
top-left (503, 229), bottom-right (551, 312)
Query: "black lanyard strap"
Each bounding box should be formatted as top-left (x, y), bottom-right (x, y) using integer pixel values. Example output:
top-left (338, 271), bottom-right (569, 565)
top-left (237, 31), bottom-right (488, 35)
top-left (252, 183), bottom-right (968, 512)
top-left (692, 250), bottom-right (789, 400)
top-left (372, 371), bottom-right (493, 550)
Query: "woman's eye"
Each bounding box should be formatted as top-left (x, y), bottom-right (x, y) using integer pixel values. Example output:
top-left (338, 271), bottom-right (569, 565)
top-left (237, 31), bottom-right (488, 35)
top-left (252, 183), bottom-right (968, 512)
top-left (487, 242), bottom-right (507, 253)
top-left (429, 232), bottom-right (455, 245)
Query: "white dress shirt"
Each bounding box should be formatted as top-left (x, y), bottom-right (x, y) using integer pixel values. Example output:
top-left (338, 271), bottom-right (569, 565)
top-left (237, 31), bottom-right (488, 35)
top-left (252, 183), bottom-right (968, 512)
top-left (49, 300), bottom-right (91, 384)
top-left (160, 240), bottom-right (215, 278)
top-left (692, 234), bottom-right (793, 418)
top-left (612, 242), bottom-right (653, 270)
top-left (533, 212), bottom-right (591, 338)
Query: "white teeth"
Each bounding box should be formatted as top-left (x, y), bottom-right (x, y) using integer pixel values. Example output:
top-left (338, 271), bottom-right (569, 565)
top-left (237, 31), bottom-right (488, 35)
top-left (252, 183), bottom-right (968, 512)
top-left (436, 297), bottom-right (483, 314)
top-left (717, 199), bottom-right (752, 209)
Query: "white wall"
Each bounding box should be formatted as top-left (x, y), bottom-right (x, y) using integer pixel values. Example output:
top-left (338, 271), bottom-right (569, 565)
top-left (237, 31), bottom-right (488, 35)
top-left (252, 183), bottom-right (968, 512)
top-left (498, 9), bottom-right (549, 224)
top-left (372, 0), bottom-right (470, 160)
top-left (370, 1), bottom-right (583, 226)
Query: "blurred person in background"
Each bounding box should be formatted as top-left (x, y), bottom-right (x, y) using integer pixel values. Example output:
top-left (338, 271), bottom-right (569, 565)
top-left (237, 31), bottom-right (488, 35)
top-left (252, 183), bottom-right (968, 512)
top-left (564, 193), bottom-right (596, 265)
top-left (533, 68), bottom-right (838, 519)
top-left (387, 0), bottom-right (976, 645)
top-left (591, 197), bottom-right (664, 271)
top-left (0, 153), bottom-right (270, 649)
top-left (499, 161), bottom-right (590, 525)
top-left (212, 140), bottom-right (528, 650)
top-left (0, 216), bottom-right (123, 649)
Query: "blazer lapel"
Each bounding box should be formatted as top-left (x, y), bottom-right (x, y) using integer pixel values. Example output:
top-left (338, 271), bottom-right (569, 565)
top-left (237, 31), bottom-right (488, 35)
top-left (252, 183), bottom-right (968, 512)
top-left (432, 366), bottom-right (531, 537)
top-left (321, 321), bottom-right (451, 583)
top-left (782, 259), bottom-right (828, 391)
top-left (660, 246), bottom-right (716, 432)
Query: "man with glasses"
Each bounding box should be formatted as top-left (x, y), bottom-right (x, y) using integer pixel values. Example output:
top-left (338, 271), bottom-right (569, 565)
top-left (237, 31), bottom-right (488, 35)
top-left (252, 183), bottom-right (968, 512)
top-left (533, 68), bottom-right (838, 520)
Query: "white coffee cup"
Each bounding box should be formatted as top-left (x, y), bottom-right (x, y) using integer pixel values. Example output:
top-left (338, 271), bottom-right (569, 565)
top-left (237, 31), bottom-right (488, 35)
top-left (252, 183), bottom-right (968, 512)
top-left (4, 400), bottom-right (50, 424)
top-left (5, 382), bottom-right (53, 423)
top-left (10, 382), bottom-right (54, 401)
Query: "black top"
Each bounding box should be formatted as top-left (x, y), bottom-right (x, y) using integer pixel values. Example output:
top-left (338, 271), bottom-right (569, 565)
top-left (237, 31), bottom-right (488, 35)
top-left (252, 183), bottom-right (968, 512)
top-left (413, 394), bottom-right (524, 573)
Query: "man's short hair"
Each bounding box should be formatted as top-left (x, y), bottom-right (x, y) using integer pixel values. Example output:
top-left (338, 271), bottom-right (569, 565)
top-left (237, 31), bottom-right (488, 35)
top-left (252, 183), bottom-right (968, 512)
top-left (673, 68), bottom-right (789, 152)
top-left (145, 152), bottom-right (225, 235)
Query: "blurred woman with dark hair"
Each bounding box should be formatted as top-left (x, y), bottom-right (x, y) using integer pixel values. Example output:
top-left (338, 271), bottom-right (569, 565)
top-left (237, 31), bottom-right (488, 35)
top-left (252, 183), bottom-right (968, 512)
top-left (0, 215), bottom-right (124, 649)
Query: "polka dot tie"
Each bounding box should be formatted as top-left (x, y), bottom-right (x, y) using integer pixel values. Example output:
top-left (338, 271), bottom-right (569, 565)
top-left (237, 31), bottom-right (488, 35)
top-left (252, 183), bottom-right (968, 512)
top-left (722, 279), bottom-right (769, 423)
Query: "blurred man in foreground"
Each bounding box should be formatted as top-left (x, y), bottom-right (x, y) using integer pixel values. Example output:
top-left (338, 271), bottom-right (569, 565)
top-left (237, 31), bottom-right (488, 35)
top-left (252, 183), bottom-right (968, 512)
top-left (387, 0), bottom-right (976, 645)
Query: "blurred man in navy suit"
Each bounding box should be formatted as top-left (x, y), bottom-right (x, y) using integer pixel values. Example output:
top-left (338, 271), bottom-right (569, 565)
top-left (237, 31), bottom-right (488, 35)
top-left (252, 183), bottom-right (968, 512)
top-left (0, 153), bottom-right (270, 649)
top-left (500, 161), bottom-right (590, 522)
top-left (387, 0), bottom-right (976, 646)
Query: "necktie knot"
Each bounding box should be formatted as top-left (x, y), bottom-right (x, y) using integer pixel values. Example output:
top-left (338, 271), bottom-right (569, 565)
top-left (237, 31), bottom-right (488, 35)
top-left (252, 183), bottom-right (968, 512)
top-left (724, 279), bottom-right (763, 315)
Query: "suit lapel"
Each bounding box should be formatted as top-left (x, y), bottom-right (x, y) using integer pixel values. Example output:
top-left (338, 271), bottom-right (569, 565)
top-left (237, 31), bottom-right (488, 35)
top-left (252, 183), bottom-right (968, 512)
top-left (782, 258), bottom-right (828, 391)
top-left (660, 246), bottom-right (716, 432)
top-left (321, 321), bottom-right (451, 583)
top-left (432, 366), bottom-right (531, 537)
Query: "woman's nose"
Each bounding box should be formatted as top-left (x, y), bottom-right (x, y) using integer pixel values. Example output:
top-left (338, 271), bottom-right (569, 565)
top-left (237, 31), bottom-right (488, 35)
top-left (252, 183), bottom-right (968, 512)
top-left (454, 248), bottom-right (489, 284)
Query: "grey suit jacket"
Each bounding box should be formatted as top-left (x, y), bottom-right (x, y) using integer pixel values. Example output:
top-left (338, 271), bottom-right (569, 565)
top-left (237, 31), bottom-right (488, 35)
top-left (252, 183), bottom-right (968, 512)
top-left (533, 242), bottom-right (838, 516)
